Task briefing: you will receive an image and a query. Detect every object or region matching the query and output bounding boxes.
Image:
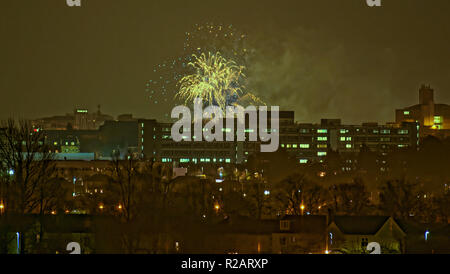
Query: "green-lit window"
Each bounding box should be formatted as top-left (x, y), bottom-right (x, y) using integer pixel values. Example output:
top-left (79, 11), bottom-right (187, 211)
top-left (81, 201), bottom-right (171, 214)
top-left (317, 144), bottom-right (327, 148)
top-left (292, 144), bottom-right (298, 148)
top-left (404, 111), bottom-right (410, 115)
top-left (317, 129), bottom-right (327, 134)
top-left (434, 116), bottom-right (443, 124)
top-left (299, 159), bottom-right (308, 164)
top-left (300, 144), bottom-right (310, 149)
top-left (317, 152), bottom-right (327, 157)
top-left (317, 136), bottom-right (327, 141)
top-left (346, 144), bottom-right (352, 149)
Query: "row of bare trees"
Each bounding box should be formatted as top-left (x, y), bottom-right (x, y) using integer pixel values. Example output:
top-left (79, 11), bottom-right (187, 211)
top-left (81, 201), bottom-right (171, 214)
top-left (0, 119), bottom-right (71, 253)
top-left (219, 172), bottom-right (449, 223)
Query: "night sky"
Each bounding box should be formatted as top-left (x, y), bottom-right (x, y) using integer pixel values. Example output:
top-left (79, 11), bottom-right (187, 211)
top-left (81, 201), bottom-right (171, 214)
top-left (1, 0), bottom-right (449, 124)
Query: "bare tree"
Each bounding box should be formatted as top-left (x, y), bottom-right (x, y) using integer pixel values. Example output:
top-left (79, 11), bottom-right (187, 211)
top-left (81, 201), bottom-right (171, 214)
top-left (273, 173), bottom-right (326, 216)
top-left (378, 179), bottom-right (424, 220)
top-left (0, 119), bottom-right (57, 253)
top-left (328, 178), bottom-right (372, 215)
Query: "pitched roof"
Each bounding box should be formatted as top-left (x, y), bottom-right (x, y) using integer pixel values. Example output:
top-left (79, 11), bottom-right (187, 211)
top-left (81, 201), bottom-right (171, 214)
top-left (331, 216), bottom-right (390, 235)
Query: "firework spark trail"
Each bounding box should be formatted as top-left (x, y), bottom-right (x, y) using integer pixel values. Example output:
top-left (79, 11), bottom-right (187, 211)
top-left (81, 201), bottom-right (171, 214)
top-left (146, 23), bottom-right (263, 119)
top-left (177, 52), bottom-right (263, 110)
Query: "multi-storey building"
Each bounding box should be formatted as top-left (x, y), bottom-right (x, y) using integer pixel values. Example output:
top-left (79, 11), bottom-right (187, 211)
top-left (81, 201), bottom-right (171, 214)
top-left (32, 106), bottom-right (114, 131)
top-left (137, 112), bottom-right (418, 166)
top-left (396, 85), bottom-right (450, 138)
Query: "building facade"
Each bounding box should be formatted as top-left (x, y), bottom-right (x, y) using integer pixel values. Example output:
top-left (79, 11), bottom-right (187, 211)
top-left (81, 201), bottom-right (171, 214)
top-left (396, 85), bottom-right (450, 138)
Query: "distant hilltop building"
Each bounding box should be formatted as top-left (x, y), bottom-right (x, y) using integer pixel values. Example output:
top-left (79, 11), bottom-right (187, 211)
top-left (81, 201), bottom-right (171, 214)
top-left (32, 105), bottom-right (114, 130)
top-left (396, 85), bottom-right (450, 138)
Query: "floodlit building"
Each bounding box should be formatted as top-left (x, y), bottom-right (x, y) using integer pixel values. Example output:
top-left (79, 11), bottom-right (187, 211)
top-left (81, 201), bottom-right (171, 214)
top-left (396, 85), bottom-right (450, 138)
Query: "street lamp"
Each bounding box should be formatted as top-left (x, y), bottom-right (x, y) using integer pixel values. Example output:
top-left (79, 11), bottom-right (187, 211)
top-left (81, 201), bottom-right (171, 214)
top-left (300, 204), bottom-right (305, 215)
top-left (214, 203), bottom-right (220, 212)
top-left (0, 201), bottom-right (4, 215)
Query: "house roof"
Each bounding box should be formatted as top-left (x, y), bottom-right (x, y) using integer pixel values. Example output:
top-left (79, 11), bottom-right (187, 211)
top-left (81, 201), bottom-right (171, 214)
top-left (331, 216), bottom-right (390, 235)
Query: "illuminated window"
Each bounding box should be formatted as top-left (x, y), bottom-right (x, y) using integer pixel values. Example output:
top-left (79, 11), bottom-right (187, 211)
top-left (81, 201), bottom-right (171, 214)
top-left (299, 159), bottom-right (308, 164)
top-left (380, 129), bottom-right (391, 134)
top-left (404, 111), bottom-right (410, 115)
top-left (346, 144), bottom-right (352, 149)
top-left (340, 129), bottom-right (349, 134)
top-left (244, 129), bottom-right (254, 133)
top-left (292, 144), bottom-right (298, 148)
top-left (317, 129), bottom-right (327, 134)
top-left (317, 152), bottom-right (327, 157)
top-left (300, 144), bottom-right (310, 149)
top-left (225, 159), bottom-right (231, 163)
top-left (398, 129), bottom-right (409, 134)
top-left (434, 116), bottom-right (443, 124)
top-left (317, 136), bottom-right (327, 141)
top-left (317, 144), bottom-right (327, 148)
